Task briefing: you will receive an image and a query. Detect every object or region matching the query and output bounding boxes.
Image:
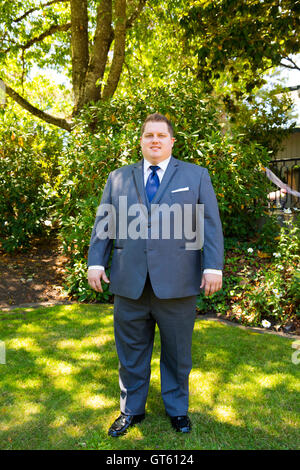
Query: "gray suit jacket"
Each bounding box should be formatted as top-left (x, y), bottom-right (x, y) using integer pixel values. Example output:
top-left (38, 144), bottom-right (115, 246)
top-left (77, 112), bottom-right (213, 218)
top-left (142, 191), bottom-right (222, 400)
top-left (88, 156), bottom-right (224, 299)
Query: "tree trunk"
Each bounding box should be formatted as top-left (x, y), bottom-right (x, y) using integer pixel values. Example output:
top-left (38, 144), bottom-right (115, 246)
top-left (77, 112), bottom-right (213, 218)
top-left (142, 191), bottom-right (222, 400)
top-left (102, 0), bottom-right (127, 100)
top-left (82, 0), bottom-right (113, 107)
top-left (70, 0), bottom-right (89, 113)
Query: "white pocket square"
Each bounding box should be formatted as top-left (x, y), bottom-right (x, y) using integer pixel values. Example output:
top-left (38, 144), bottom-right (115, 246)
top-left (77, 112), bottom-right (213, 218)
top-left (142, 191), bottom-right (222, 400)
top-left (171, 187), bottom-right (189, 193)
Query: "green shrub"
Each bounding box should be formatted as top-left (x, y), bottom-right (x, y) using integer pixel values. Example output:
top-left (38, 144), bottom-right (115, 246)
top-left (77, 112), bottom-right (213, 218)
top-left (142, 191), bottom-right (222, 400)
top-left (0, 109), bottom-right (64, 251)
top-left (198, 215), bottom-right (300, 327)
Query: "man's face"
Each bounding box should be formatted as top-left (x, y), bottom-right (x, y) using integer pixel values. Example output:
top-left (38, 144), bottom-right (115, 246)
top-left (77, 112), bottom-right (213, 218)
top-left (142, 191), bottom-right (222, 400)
top-left (140, 121), bottom-right (175, 164)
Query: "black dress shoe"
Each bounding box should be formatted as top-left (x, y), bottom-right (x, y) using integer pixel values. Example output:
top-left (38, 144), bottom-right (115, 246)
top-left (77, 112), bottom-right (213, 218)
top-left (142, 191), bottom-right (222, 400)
top-left (169, 415), bottom-right (192, 433)
top-left (108, 412), bottom-right (145, 437)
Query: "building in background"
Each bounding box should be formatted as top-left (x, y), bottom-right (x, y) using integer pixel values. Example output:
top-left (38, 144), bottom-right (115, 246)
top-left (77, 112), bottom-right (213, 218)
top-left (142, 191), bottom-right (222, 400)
top-left (271, 85), bottom-right (300, 210)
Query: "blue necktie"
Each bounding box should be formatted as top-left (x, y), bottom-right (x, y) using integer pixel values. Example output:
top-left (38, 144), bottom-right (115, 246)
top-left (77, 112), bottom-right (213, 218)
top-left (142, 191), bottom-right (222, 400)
top-left (146, 165), bottom-right (160, 202)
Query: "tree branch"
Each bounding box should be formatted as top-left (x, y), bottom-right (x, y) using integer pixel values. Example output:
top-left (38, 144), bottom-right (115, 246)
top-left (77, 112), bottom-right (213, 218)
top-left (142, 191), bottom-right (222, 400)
top-left (102, 0), bottom-right (127, 100)
top-left (279, 62), bottom-right (299, 71)
top-left (70, 0), bottom-right (89, 112)
top-left (3, 23), bottom-right (71, 54)
top-left (83, 0), bottom-right (113, 106)
top-left (126, 0), bottom-right (147, 29)
top-left (24, 23), bottom-right (71, 50)
top-left (13, 0), bottom-right (70, 23)
top-left (1, 79), bottom-right (73, 131)
top-left (280, 57), bottom-right (300, 71)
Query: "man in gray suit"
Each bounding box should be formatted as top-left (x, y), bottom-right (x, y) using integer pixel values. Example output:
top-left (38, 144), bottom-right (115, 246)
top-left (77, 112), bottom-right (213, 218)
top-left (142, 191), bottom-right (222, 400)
top-left (88, 113), bottom-right (223, 436)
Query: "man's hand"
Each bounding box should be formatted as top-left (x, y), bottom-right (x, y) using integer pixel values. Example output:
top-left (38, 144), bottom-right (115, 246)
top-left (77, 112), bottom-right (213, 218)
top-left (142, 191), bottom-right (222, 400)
top-left (88, 269), bottom-right (110, 293)
top-left (200, 273), bottom-right (222, 296)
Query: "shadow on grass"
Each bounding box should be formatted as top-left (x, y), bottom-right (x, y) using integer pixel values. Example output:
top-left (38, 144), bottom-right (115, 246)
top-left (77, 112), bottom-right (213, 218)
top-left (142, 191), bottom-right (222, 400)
top-left (109, 319), bottom-right (299, 451)
top-left (0, 305), bottom-right (120, 449)
top-left (0, 307), bottom-right (299, 450)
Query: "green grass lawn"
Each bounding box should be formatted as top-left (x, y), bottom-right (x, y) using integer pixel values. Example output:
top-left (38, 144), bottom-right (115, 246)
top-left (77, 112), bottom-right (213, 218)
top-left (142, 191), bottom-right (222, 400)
top-left (0, 304), bottom-right (299, 450)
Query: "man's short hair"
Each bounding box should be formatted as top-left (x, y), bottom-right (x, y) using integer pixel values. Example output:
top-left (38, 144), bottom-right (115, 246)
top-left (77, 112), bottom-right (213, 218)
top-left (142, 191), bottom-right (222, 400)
top-left (141, 113), bottom-right (174, 137)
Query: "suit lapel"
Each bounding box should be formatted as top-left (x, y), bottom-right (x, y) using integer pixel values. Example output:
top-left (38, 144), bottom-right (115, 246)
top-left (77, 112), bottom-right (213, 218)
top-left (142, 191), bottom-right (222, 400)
top-left (151, 156), bottom-right (178, 205)
top-left (132, 160), bottom-right (149, 209)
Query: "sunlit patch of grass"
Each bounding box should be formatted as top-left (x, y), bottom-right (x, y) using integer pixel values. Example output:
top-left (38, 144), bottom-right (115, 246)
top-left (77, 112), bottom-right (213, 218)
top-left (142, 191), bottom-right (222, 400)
top-left (0, 305), bottom-right (299, 450)
top-left (9, 337), bottom-right (42, 353)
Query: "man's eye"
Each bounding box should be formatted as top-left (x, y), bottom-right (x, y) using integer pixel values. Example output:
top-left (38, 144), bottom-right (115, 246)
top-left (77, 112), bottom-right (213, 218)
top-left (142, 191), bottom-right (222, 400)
top-left (144, 134), bottom-right (166, 138)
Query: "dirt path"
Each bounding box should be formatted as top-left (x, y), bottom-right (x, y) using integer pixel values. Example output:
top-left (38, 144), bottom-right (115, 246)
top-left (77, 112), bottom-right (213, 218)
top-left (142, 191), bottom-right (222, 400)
top-left (0, 237), bottom-right (69, 309)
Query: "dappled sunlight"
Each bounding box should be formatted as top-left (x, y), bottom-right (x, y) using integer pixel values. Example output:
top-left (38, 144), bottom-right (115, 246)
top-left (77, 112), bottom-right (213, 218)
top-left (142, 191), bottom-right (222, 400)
top-left (15, 323), bottom-right (46, 335)
top-left (0, 305), bottom-right (122, 448)
top-left (36, 357), bottom-right (81, 377)
top-left (77, 351), bottom-right (102, 361)
top-left (84, 394), bottom-right (115, 410)
top-left (255, 373), bottom-right (295, 389)
top-left (55, 338), bottom-right (84, 350)
top-left (50, 424), bottom-right (82, 442)
top-left (23, 402), bottom-right (43, 417)
top-left (188, 319), bottom-right (300, 445)
top-left (150, 357), bottom-right (160, 366)
top-left (0, 305), bottom-right (299, 449)
top-left (223, 380), bottom-right (263, 401)
top-left (56, 333), bottom-right (113, 351)
top-left (49, 414), bottom-right (68, 428)
top-left (229, 364), bottom-right (257, 378)
top-left (123, 427), bottom-right (144, 441)
top-left (190, 370), bottom-right (221, 407)
top-left (0, 401), bottom-right (45, 431)
top-left (81, 333), bottom-right (114, 347)
top-left (9, 337), bottom-right (42, 354)
top-left (211, 405), bottom-right (242, 426)
top-left (17, 378), bottom-right (42, 390)
top-left (52, 375), bottom-right (77, 392)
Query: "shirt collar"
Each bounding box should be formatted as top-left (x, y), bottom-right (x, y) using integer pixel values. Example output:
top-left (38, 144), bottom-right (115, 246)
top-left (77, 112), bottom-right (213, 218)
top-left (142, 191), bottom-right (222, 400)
top-left (143, 155), bottom-right (172, 173)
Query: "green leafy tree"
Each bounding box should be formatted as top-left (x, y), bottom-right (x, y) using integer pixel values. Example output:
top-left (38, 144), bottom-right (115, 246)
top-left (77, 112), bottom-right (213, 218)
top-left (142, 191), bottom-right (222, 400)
top-left (1, 0), bottom-right (298, 133)
top-left (0, 0), bottom-right (148, 130)
top-left (179, 0), bottom-right (300, 96)
top-left (216, 85), bottom-right (296, 154)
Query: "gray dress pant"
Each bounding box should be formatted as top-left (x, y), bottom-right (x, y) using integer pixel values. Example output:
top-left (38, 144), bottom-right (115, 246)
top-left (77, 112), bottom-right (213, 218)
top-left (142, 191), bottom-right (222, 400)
top-left (113, 275), bottom-right (197, 417)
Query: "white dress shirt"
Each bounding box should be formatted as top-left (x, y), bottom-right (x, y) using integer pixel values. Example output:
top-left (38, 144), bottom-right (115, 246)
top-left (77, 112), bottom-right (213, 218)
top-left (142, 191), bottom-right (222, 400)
top-left (89, 156), bottom-right (222, 277)
top-left (143, 155), bottom-right (171, 185)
